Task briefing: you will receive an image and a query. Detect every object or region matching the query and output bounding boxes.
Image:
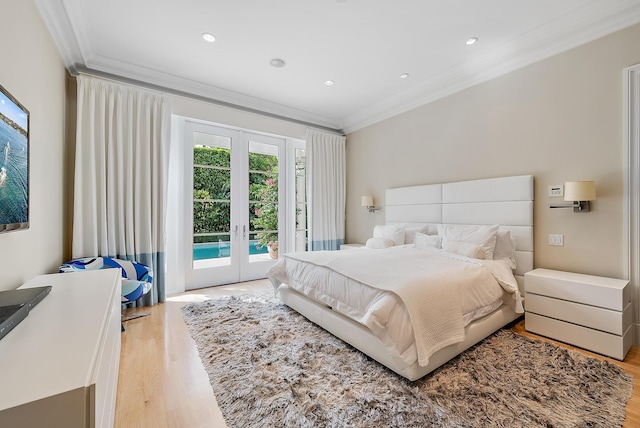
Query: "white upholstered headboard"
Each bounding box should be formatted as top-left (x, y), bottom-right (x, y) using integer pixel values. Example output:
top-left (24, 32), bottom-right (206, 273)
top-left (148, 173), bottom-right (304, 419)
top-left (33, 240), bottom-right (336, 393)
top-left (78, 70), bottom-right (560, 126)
top-left (385, 175), bottom-right (534, 289)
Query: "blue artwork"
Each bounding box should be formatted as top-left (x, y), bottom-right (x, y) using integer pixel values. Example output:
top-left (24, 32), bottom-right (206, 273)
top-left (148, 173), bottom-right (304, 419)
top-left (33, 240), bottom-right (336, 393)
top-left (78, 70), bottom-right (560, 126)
top-left (0, 88), bottom-right (28, 229)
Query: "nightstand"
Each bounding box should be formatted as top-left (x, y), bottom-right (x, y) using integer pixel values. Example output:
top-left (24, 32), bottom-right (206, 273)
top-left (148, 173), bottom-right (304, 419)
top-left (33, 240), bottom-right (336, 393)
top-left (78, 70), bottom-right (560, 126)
top-left (524, 268), bottom-right (632, 360)
top-left (340, 243), bottom-right (364, 250)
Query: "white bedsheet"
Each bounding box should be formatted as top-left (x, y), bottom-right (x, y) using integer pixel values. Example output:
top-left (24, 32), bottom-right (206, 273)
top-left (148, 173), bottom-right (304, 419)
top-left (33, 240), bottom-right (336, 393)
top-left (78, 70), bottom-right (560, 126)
top-left (267, 245), bottom-right (522, 368)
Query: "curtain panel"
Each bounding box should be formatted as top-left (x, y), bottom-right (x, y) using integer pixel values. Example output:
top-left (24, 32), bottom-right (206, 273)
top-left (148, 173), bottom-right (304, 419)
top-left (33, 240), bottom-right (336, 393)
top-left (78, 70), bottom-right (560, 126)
top-left (306, 128), bottom-right (346, 251)
top-left (73, 75), bottom-right (170, 305)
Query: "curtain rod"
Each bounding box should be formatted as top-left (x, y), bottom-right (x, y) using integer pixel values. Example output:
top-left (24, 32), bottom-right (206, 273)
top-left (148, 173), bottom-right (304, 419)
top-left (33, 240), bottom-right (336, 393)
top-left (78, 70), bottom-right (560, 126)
top-left (69, 65), bottom-right (345, 135)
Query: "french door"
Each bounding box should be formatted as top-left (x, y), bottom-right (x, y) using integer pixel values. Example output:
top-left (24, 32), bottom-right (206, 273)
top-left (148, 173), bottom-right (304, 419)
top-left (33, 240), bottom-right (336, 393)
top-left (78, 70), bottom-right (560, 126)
top-left (184, 121), bottom-right (285, 289)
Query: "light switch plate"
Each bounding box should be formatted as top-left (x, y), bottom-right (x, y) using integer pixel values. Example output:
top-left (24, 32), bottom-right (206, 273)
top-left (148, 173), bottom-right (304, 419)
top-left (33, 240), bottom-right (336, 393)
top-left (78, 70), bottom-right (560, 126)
top-left (549, 185), bottom-right (564, 197)
top-left (549, 234), bottom-right (564, 246)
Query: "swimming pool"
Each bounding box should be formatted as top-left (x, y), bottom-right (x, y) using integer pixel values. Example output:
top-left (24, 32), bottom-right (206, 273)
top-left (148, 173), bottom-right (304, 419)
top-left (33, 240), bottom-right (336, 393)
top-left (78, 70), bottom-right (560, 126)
top-left (193, 240), bottom-right (268, 260)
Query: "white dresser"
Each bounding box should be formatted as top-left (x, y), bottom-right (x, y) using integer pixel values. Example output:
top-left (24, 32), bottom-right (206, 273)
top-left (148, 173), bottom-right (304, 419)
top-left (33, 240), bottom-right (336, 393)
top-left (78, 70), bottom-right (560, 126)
top-left (0, 269), bottom-right (121, 427)
top-left (524, 268), bottom-right (632, 360)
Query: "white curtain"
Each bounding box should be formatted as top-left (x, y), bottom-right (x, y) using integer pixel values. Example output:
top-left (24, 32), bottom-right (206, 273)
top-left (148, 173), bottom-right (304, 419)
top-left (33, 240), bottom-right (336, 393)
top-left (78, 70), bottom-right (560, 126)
top-left (73, 75), bottom-right (170, 305)
top-left (306, 128), bottom-right (346, 251)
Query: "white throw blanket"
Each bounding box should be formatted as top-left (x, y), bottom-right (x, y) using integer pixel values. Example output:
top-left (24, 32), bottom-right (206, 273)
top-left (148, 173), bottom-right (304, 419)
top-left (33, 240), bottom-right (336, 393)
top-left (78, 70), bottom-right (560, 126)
top-left (276, 246), bottom-right (512, 366)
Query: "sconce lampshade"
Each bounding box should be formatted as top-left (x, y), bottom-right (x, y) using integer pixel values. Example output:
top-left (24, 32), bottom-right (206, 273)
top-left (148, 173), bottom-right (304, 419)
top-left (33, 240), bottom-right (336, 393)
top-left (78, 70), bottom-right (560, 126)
top-left (361, 195), bottom-right (374, 207)
top-left (564, 180), bottom-right (596, 202)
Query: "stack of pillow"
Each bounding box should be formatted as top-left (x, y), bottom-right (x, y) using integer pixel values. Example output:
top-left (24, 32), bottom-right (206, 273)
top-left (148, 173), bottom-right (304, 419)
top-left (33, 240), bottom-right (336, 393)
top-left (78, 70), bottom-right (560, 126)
top-left (365, 223), bottom-right (517, 269)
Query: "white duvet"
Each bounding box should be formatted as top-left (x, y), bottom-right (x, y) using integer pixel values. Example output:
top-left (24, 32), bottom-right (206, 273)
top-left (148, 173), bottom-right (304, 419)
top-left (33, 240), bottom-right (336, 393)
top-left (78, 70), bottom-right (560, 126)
top-left (267, 245), bottom-right (523, 369)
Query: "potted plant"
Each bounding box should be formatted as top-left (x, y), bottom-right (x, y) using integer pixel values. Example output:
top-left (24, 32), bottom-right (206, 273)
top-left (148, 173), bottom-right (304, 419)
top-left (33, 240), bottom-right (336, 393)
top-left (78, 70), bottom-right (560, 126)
top-left (266, 240), bottom-right (278, 259)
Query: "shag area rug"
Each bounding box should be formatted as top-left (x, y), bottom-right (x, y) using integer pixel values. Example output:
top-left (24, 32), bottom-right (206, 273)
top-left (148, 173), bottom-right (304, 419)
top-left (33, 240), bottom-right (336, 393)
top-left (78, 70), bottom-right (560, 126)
top-left (182, 294), bottom-right (633, 427)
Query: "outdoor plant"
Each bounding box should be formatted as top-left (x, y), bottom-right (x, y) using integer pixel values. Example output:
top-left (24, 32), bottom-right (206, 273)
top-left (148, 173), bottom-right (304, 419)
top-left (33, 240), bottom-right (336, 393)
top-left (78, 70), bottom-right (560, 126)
top-left (193, 145), bottom-right (278, 246)
top-left (251, 175), bottom-right (278, 252)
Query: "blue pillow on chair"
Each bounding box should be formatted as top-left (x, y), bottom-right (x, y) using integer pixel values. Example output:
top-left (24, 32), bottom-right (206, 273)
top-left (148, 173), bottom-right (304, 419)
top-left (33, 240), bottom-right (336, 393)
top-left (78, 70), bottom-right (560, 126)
top-left (59, 257), bottom-right (153, 304)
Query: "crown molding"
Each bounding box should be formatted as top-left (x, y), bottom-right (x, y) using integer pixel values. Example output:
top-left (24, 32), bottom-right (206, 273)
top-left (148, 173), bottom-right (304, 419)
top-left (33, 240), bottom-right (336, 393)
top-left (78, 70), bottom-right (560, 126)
top-left (35, 0), bottom-right (96, 65)
top-left (35, 0), bottom-right (84, 66)
top-left (37, 0), bottom-right (640, 135)
top-left (341, 0), bottom-right (640, 133)
top-left (37, 1), bottom-right (342, 130)
top-left (73, 57), bottom-right (342, 132)
top-left (85, 54), bottom-right (342, 130)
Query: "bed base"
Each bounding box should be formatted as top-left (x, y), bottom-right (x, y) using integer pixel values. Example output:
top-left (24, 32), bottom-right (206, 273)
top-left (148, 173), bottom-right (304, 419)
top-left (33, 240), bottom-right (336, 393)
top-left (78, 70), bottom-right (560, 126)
top-left (277, 284), bottom-right (522, 381)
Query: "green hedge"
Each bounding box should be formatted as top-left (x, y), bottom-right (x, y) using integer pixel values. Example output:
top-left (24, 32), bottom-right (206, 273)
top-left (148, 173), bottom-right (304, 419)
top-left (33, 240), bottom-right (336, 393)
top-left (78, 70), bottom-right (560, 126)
top-left (193, 146), bottom-right (278, 245)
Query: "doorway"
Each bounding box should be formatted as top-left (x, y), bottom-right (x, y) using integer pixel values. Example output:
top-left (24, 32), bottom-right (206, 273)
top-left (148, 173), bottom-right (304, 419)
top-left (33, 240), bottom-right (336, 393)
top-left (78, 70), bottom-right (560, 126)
top-left (184, 121), bottom-right (286, 289)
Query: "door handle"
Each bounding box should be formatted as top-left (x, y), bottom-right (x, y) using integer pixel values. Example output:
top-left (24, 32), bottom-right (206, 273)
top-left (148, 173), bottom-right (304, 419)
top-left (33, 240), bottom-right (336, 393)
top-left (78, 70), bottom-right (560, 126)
top-left (234, 225), bottom-right (239, 240)
top-left (243, 225), bottom-right (247, 240)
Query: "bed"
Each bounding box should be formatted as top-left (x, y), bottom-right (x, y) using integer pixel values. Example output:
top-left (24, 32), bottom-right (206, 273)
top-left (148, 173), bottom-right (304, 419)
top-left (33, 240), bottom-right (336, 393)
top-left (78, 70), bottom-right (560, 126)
top-left (267, 175), bottom-right (534, 380)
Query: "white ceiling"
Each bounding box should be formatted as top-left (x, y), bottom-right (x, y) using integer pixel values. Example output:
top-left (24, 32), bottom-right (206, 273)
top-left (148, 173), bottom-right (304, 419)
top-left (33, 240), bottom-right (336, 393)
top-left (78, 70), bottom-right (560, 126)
top-left (37, 0), bottom-right (640, 133)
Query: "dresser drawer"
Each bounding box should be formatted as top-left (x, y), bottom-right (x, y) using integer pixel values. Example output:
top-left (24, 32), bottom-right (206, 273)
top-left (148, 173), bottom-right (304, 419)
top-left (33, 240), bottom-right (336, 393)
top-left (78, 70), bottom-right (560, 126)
top-left (525, 269), bottom-right (630, 311)
top-left (525, 312), bottom-right (633, 360)
top-left (525, 293), bottom-right (632, 336)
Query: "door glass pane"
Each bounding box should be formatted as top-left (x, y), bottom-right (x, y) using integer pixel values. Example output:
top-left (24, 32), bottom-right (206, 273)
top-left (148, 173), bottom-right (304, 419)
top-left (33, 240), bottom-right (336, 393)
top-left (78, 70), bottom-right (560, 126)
top-left (295, 148), bottom-right (308, 251)
top-left (192, 132), bottom-right (232, 268)
top-left (248, 140), bottom-right (279, 262)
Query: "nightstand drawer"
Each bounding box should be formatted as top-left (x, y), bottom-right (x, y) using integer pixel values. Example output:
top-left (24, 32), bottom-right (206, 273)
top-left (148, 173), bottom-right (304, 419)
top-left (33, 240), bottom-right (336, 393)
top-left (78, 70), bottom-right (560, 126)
top-left (525, 293), bottom-right (632, 336)
top-left (525, 269), bottom-right (630, 311)
top-left (525, 312), bottom-right (633, 360)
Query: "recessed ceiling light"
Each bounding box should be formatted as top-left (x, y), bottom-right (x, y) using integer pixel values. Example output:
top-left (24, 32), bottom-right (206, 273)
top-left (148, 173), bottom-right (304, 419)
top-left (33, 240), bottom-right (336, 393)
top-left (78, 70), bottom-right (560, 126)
top-left (202, 32), bottom-right (216, 43)
top-left (270, 58), bottom-right (286, 68)
top-left (324, 80), bottom-right (335, 86)
top-left (466, 37), bottom-right (478, 45)
top-left (400, 73), bottom-right (410, 79)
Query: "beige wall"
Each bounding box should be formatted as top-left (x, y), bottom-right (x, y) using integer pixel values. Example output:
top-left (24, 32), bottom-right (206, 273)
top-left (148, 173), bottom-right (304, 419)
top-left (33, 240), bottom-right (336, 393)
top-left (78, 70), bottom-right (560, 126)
top-left (0, 0), bottom-right (67, 290)
top-left (346, 23), bottom-right (640, 280)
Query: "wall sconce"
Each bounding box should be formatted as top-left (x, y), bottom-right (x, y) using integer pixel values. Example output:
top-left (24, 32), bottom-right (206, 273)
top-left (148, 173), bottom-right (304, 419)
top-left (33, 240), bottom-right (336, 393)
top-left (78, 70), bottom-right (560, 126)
top-left (361, 195), bottom-right (380, 213)
top-left (549, 180), bottom-right (596, 212)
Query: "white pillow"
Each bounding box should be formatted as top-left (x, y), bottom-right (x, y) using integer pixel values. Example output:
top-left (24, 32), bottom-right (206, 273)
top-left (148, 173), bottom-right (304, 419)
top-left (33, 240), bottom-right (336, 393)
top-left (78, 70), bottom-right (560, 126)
top-left (493, 230), bottom-right (517, 269)
top-left (442, 240), bottom-right (486, 259)
top-left (373, 224), bottom-right (405, 246)
top-left (437, 224), bottom-right (499, 260)
top-left (404, 225), bottom-right (429, 244)
top-left (414, 232), bottom-right (442, 249)
top-left (414, 232), bottom-right (442, 248)
top-left (423, 224), bottom-right (439, 235)
top-left (366, 237), bottom-right (395, 249)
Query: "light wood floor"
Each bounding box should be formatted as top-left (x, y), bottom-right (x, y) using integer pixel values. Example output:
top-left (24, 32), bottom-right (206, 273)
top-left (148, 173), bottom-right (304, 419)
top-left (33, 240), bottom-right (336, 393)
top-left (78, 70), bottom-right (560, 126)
top-left (115, 280), bottom-right (640, 428)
